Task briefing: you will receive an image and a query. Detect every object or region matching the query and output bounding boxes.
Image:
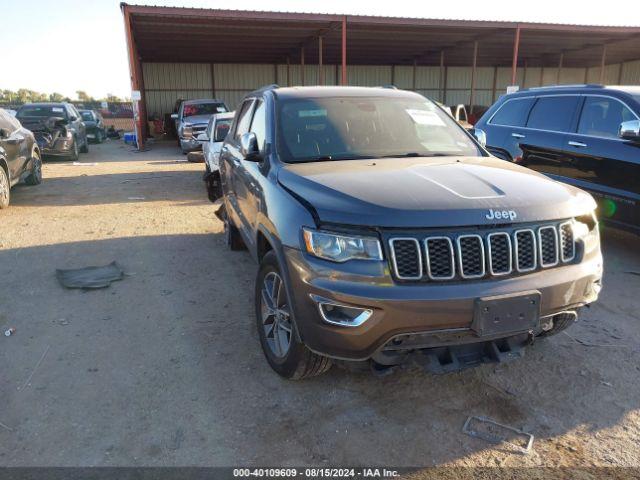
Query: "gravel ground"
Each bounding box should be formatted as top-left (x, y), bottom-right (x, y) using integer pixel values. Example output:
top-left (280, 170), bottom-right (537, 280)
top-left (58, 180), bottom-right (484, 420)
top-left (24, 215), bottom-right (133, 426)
top-left (0, 140), bottom-right (639, 469)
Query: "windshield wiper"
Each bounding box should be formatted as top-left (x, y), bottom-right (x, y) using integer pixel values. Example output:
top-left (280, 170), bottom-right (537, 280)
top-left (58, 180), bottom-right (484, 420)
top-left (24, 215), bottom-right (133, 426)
top-left (297, 154), bottom-right (379, 162)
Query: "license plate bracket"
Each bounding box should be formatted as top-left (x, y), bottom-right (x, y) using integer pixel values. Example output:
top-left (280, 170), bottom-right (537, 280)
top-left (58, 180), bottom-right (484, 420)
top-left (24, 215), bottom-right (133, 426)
top-left (471, 291), bottom-right (540, 337)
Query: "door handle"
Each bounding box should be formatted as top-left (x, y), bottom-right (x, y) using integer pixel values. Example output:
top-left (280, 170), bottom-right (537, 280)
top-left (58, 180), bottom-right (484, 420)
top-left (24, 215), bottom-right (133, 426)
top-left (511, 133), bottom-right (525, 139)
top-left (568, 141), bottom-right (587, 148)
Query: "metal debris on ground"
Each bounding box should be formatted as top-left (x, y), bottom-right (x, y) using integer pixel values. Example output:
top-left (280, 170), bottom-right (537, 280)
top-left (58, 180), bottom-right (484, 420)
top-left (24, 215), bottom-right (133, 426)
top-left (462, 416), bottom-right (534, 454)
top-left (56, 261), bottom-right (124, 289)
top-left (4, 327), bottom-right (16, 337)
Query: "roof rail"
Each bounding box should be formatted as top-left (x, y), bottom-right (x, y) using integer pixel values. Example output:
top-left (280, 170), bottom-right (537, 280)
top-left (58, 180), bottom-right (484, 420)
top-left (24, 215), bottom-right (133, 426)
top-left (378, 84), bottom-right (398, 89)
top-left (526, 84), bottom-right (603, 91)
top-left (249, 84), bottom-right (280, 95)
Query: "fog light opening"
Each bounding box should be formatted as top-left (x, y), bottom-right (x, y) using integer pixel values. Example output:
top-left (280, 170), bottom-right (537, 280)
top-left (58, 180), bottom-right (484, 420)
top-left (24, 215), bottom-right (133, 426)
top-left (312, 296), bottom-right (372, 327)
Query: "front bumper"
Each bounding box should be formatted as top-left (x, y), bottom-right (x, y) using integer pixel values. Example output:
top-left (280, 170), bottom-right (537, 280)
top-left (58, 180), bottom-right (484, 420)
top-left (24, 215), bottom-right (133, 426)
top-left (179, 136), bottom-right (204, 152)
top-left (283, 243), bottom-right (602, 361)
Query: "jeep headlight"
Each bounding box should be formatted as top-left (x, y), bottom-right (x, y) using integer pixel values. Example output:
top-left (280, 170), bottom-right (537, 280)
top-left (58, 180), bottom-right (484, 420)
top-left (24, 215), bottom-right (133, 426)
top-left (573, 211), bottom-right (598, 240)
top-left (182, 125), bottom-right (193, 138)
top-left (303, 228), bottom-right (382, 262)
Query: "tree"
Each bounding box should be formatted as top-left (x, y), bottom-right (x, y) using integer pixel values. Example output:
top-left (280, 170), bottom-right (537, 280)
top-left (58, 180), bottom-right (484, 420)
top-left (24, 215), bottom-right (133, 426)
top-left (49, 92), bottom-right (65, 102)
top-left (76, 90), bottom-right (93, 102)
top-left (104, 93), bottom-right (123, 103)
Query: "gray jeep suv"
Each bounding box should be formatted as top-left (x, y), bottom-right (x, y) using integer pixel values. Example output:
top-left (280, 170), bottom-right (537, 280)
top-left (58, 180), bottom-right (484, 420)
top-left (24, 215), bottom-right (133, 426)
top-left (215, 85), bottom-right (603, 379)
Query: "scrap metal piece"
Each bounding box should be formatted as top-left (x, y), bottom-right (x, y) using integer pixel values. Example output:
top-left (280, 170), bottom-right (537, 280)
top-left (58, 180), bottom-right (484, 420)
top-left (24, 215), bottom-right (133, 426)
top-left (56, 261), bottom-right (124, 289)
top-left (462, 415), bottom-right (534, 453)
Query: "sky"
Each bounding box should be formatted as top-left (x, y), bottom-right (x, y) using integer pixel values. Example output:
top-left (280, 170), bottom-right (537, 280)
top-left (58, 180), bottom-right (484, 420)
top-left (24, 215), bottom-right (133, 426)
top-left (1, 0), bottom-right (638, 99)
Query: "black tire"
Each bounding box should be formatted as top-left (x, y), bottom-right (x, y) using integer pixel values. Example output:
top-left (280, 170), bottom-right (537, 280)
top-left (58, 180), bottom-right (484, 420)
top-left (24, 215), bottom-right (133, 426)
top-left (25, 150), bottom-right (42, 186)
top-left (80, 136), bottom-right (89, 153)
top-left (205, 168), bottom-right (221, 203)
top-left (68, 137), bottom-right (79, 161)
top-left (537, 312), bottom-right (577, 338)
top-left (255, 251), bottom-right (332, 380)
top-left (224, 214), bottom-right (246, 251)
top-left (0, 165), bottom-right (10, 209)
top-left (96, 130), bottom-right (104, 144)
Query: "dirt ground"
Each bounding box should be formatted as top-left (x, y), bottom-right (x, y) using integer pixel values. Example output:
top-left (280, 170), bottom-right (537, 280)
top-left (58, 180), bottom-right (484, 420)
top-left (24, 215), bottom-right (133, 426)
top-left (1, 140), bottom-right (639, 470)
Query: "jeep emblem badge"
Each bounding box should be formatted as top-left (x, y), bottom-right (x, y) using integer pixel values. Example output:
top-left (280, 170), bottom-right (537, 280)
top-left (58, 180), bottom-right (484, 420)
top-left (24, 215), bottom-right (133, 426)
top-left (486, 209), bottom-right (517, 221)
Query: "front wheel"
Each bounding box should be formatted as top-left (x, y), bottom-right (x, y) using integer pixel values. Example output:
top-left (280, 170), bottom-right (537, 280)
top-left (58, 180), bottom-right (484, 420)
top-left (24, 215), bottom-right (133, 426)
top-left (68, 137), bottom-right (79, 161)
top-left (255, 251), bottom-right (332, 380)
top-left (0, 166), bottom-right (10, 208)
top-left (25, 150), bottom-right (42, 185)
top-left (96, 131), bottom-right (104, 144)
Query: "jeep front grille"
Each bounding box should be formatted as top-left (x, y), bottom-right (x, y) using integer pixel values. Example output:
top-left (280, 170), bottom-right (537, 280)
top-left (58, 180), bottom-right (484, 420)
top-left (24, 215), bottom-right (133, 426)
top-left (388, 221), bottom-right (575, 282)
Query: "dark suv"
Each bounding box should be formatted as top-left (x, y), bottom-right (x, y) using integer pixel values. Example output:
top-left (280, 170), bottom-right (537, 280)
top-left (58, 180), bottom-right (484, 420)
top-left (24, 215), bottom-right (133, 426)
top-left (215, 85), bottom-right (602, 379)
top-left (0, 108), bottom-right (42, 208)
top-left (475, 85), bottom-right (640, 232)
top-left (16, 103), bottom-right (89, 160)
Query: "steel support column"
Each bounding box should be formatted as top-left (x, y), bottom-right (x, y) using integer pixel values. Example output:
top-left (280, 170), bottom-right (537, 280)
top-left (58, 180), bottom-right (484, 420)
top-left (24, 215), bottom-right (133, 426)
top-left (470, 41), bottom-right (478, 115)
top-left (412, 58), bottom-right (417, 91)
top-left (599, 44), bottom-right (607, 84)
top-left (557, 53), bottom-right (564, 84)
top-left (318, 36), bottom-right (324, 85)
top-left (341, 16), bottom-right (347, 85)
top-left (122, 4), bottom-right (147, 150)
top-left (286, 56), bottom-right (290, 86)
top-left (301, 46), bottom-right (305, 85)
top-left (439, 51), bottom-right (445, 102)
top-left (511, 25), bottom-right (521, 86)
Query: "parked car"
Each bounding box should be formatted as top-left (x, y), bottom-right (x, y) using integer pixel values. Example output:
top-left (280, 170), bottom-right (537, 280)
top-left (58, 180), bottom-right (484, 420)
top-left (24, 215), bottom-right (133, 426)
top-left (475, 84), bottom-right (640, 232)
top-left (15, 102), bottom-right (88, 160)
top-left (212, 85), bottom-right (602, 379)
top-left (0, 108), bottom-right (42, 208)
top-left (5, 109), bottom-right (17, 117)
top-left (198, 111), bottom-right (234, 202)
top-left (171, 99), bottom-right (228, 154)
top-left (79, 109), bottom-right (106, 143)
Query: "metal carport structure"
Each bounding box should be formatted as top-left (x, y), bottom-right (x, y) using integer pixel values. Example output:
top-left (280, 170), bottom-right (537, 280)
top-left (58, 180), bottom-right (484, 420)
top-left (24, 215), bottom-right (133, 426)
top-left (121, 3), bottom-right (640, 149)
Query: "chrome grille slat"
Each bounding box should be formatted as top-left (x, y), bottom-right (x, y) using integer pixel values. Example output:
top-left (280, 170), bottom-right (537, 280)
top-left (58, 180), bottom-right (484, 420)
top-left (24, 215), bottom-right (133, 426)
top-left (388, 221), bottom-right (573, 282)
top-left (389, 238), bottom-right (422, 280)
top-left (559, 221), bottom-right (575, 262)
top-left (425, 237), bottom-right (455, 280)
top-left (487, 232), bottom-right (512, 276)
top-left (514, 229), bottom-right (537, 272)
top-left (457, 234), bottom-right (485, 279)
top-left (538, 226), bottom-right (559, 267)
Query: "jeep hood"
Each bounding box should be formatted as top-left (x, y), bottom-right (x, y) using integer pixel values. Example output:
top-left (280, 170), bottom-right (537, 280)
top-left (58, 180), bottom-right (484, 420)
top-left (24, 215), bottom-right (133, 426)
top-left (277, 157), bottom-right (596, 228)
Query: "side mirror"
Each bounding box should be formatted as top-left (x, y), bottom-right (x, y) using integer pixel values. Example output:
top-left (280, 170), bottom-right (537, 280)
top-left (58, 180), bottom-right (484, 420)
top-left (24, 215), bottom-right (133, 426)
top-left (69, 116), bottom-right (77, 122)
top-left (196, 133), bottom-right (209, 142)
top-left (240, 132), bottom-right (261, 161)
top-left (0, 128), bottom-right (9, 139)
top-left (471, 128), bottom-right (487, 147)
top-left (619, 120), bottom-right (640, 141)
top-left (171, 113), bottom-right (179, 120)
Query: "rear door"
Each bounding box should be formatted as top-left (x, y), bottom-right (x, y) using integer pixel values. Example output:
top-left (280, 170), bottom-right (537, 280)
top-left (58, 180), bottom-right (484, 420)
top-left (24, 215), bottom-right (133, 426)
top-left (220, 99), bottom-right (255, 232)
top-left (562, 95), bottom-right (640, 229)
top-left (517, 95), bottom-right (581, 176)
top-left (482, 96), bottom-right (535, 161)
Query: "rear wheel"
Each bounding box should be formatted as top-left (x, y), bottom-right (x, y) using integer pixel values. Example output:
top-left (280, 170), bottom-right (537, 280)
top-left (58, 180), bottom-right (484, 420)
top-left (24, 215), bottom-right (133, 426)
top-left (256, 251), bottom-right (332, 380)
top-left (69, 138), bottom-right (79, 161)
top-left (0, 166), bottom-right (10, 208)
top-left (25, 150), bottom-right (42, 186)
top-left (96, 131), bottom-right (104, 144)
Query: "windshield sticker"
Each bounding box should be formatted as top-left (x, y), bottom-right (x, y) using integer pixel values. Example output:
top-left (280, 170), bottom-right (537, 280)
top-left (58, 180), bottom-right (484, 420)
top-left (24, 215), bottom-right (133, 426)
top-left (406, 109), bottom-right (445, 127)
top-left (52, 107), bottom-right (64, 113)
top-left (299, 109), bottom-right (327, 118)
top-left (216, 107), bottom-right (226, 112)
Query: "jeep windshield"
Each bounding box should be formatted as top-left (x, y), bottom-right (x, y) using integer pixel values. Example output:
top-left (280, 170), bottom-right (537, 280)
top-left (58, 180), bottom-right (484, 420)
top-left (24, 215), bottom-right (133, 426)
top-left (276, 96), bottom-right (482, 163)
top-left (17, 105), bottom-right (67, 118)
top-left (183, 103), bottom-right (227, 117)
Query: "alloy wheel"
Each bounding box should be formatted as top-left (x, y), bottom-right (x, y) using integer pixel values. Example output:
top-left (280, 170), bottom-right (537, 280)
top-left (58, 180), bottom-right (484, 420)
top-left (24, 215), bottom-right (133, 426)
top-left (260, 271), bottom-right (293, 358)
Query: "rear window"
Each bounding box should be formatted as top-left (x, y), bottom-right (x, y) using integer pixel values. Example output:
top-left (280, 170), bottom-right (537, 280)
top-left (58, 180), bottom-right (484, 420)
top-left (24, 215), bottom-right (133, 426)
top-left (17, 105), bottom-right (67, 118)
top-left (489, 98), bottom-right (534, 127)
top-left (80, 111), bottom-right (94, 121)
top-left (526, 96), bottom-right (580, 133)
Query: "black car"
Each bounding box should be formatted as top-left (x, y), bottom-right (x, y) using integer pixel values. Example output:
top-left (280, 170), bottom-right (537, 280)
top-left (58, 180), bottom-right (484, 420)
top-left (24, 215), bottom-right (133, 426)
top-left (79, 109), bottom-right (106, 143)
top-left (475, 85), bottom-right (640, 232)
top-left (15, 102), bottom-right (89, 160)
top-left (212, 85), bottom-right (602, 379)
top-left (0, 108), bottom-right (42, 208)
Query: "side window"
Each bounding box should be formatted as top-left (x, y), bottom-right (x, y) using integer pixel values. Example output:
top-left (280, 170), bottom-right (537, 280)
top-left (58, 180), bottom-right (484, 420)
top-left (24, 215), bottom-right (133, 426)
top-left (489, 98), bottom-right (534, 127)
top-left (233, 100), bottom-right (255, 140)
top-left (526, 96), bottom-right (580, 132)
top-left (249, 100), bottom-right (266, 152)
top-left (578, 97), bottom-right (636, 139)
